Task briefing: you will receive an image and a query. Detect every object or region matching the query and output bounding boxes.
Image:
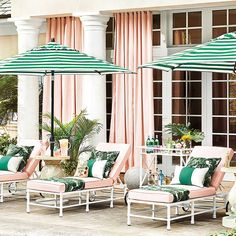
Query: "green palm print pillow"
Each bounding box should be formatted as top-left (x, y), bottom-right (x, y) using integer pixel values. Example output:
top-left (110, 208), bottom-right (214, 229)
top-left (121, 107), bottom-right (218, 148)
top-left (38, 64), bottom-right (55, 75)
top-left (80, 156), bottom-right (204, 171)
top-left (6, 144), bottom-right (34, 172)
top-left (186, 157), bottom-right (221, 187)
top-left (89, 150), bottom-right (120, 178)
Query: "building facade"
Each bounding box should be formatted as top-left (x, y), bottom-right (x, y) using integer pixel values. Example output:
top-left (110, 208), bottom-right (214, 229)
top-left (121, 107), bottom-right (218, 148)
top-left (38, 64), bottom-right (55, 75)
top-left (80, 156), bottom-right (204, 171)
top-left (1, 0), bottom-right (236, 173)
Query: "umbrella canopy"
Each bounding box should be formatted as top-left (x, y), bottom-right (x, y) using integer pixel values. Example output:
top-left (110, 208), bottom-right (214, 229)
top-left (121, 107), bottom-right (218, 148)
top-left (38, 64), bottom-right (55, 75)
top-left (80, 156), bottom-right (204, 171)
top-left (0, 41), bottom-right (132, 156)
top-left (140, 32), bottom-right (236, 74)
top-left (0, 41), bottom-right (131, 75)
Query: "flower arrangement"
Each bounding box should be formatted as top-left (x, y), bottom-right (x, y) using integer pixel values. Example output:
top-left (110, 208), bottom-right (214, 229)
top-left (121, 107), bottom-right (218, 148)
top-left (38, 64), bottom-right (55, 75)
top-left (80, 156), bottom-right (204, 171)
top-left (164, 123), bottom-right (205, 145)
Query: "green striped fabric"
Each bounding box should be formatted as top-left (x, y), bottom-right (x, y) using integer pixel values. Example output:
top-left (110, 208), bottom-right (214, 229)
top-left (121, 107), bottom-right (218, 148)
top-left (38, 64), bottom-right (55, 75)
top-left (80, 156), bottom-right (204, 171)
top-left (140, 32), bottom-right (236, 74)
top-left (0, 42), bottom-right (131, 75)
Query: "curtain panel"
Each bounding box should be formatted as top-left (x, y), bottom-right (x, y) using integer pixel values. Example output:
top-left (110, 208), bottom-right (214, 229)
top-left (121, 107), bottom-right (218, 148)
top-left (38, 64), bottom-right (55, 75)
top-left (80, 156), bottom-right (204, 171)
top-left (43, 17), bottom-right (83, 123)
top-left (109, 12), bottom-right (154, 168)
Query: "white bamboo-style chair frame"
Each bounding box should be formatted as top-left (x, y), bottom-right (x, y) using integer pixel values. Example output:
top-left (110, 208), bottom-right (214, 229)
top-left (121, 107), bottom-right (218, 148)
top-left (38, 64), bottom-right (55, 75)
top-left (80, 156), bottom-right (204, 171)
top-left (26, 143), bottom-right (131, 216)
top-left (0, 139), bottom-right (46, 202)
top-left (127, 146), bottom-right (234, 230)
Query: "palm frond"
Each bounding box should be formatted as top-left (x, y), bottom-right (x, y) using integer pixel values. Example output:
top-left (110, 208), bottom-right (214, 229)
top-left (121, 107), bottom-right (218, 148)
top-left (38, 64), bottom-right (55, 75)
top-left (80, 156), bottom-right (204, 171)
top-left (42, 113), bottom-right (70, 136)
top-left (165, 123), bottom-right (188, 136)
top-left (41, 109), bottom-right (101, 175)
top-left (164, 123), bottom-right (204, 143)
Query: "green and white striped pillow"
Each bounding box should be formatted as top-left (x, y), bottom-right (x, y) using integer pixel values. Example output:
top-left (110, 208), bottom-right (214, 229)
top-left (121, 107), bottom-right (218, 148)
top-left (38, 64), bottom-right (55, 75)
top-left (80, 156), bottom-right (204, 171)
top-left (171, 165), bottom-right (209, 187)
top-left (87, 159), bottom-right (108, 179)
top-left (0, 155), bottom-right (23, 173)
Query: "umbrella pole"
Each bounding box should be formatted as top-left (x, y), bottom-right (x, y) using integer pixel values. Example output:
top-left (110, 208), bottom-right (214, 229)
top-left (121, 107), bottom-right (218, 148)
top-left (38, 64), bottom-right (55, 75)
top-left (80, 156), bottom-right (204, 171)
top-left (50, 71), bottom-right (55, 157)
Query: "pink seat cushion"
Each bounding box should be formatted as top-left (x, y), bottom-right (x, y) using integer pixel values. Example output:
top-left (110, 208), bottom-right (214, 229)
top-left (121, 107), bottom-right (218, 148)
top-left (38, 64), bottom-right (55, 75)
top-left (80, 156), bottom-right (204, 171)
top-left (27, 177), bottom-right (113, 193)
top-left (79, 177), bottom-right (113, 189)
top-left (0, 171), bottom-right (28, 182)
top-left (128, 185), bottom-right (216, 203)
top-left (27, 179), bottom-right (66, 193)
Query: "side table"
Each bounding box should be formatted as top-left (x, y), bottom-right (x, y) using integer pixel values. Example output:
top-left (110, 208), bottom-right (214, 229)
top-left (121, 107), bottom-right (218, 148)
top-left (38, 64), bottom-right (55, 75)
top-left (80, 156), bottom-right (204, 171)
top-left (221, 167), bottom-right (236, 228)
top-left (36, 156), bottom-right (70, 179)
top-left (137, 146), bottom-right (192, 187)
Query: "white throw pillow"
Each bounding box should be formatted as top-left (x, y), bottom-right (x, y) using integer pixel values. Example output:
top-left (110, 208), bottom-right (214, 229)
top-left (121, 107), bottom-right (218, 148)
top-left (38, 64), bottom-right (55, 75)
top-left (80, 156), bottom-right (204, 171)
top-left (171, 165), bottom-right (209, 187)
top-left (91, 160), bottom-right (107, 179)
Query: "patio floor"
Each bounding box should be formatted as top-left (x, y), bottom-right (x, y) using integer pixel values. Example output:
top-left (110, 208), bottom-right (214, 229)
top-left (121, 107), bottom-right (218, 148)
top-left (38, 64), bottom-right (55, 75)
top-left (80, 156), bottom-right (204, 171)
top-left (0, 183), bottom-right (232, 236)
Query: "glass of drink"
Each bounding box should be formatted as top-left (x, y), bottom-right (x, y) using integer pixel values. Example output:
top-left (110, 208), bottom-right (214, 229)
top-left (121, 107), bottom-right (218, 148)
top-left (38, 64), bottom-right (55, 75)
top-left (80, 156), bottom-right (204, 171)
top-left (59, 139), bottom-right (71, 156)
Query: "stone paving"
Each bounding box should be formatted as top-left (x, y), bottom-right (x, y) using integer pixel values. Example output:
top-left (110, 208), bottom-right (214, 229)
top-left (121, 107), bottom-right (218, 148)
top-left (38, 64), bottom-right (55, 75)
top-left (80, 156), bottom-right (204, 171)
top-left (0, 193), bottom-right (230, 236)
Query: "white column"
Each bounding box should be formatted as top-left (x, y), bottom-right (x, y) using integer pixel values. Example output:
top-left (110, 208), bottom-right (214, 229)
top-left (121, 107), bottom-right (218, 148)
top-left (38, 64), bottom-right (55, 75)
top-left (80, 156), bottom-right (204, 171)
top-left (14, 18), bottom-right (43, 142)
top-left (79, 14), bottom-right (109, 144)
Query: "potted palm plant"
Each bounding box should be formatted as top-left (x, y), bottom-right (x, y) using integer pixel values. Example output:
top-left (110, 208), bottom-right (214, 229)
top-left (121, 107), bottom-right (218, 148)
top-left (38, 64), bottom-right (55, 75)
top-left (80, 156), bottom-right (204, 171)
top-left (41, 109), bottom-right (102, 175)
top-left (164, 122), bottom-right (205, 148)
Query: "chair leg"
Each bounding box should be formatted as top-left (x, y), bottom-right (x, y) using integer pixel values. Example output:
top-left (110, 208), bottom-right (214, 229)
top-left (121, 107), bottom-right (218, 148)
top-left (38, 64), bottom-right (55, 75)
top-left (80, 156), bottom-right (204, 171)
top-left (175, 206), bottom-right (179, 215)
top-left (26, 190), bottom-right (30, 213)
top-left (213, 196), bottom-right (216, 219)
top-left (54, 194), bottom-right (57, 207)
top-left (78, 192), bottom-right (82, 205)
top-left (110, 187), bottom-right (114, 208)
top-left (86, 191), bottom-right (89, 212)
top-left (0, 183), bottom-right (3, 203)
top-left (152, 204), bottom-right (155, 219)
top-left (127, 199), bottom-right (131, 226)
top-left (59, 193), bottom-right (63, 217)
top-left (167, 205), bottom-right (171, 230)
top-left (191, 201), bottom-right (195, 224)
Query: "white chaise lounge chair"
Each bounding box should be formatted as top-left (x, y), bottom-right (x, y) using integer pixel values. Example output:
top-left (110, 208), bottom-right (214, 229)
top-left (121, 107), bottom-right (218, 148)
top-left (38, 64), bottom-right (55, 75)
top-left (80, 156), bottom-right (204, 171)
top-left (127, 146), bottom-right (234, 230)
top-left (26, 142), bottom-right (131, 216)
top-left (0, 139), bottom-right (47, 202)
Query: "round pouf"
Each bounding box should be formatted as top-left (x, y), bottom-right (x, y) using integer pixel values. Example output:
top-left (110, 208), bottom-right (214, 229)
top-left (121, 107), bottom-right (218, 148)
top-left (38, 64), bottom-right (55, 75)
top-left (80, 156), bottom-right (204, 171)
top-left (124, 167), bottom-right (148, 190)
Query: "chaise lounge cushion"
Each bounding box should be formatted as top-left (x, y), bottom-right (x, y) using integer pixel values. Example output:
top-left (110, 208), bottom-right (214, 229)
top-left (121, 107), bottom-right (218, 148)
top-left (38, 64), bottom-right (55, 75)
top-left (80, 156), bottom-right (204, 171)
top-left (128, 185), bottom-right (216, 203)
top-left (0, 171), bottom-right (28, 182)
top-left (81, 177), bottom-right (113, 189)
top-left (27, 177), bottom-right (113, 193)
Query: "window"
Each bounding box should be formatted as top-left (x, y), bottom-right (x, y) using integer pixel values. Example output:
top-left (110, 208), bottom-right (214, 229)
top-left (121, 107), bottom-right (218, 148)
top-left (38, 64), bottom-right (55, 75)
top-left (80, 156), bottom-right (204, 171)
top-left (152, 14), bottom-right (161, 46)
top-left (153, 69), bottom-right (162, 144)
top-left (212, 73), bottom-right (236, 152)
top-left (212, 9), bottom-right (236, 38)
top-left (172, 11), bottom-right (202, 45)
top-left (106, 17), bottom-right (115, 49)
top-left (171, 71), bottom-right (202, 165)
top-left (172, 71), bottom-right (202, 130)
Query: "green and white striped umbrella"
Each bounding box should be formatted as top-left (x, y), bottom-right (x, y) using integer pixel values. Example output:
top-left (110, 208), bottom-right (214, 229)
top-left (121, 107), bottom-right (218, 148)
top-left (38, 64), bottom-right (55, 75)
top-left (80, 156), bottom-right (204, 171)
top-left (0, 41), bottom-right (132, 156)
top-left (0, 41), bottom-right (131, 75)
top-left (140, 32), bottom-right (236, 74)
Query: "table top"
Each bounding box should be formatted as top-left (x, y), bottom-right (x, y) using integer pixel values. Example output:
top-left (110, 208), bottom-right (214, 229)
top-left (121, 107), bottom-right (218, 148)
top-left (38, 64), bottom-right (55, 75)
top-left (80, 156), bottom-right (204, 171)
top-left (35, 156), bottom-right (70, 161)
top-left (137, 145), bottom-right (192, 151)
top-left (221, 167), bottom-right (236, 173)
top-left (137, 146), bottom-right (192, 156)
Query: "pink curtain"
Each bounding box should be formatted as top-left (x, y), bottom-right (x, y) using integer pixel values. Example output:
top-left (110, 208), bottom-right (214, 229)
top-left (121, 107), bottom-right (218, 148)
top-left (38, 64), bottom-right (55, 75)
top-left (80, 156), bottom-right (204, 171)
top-left (43, 17), bottom-right (83, 123)
top-left (109, 12), bottom-right (154, 169)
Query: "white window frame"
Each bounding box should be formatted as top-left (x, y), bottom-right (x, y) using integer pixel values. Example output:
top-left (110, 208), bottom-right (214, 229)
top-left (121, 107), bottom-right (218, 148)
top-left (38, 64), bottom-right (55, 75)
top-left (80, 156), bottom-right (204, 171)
top-left (152, 13), bottom-right (161, 47)
top-left (168, 9), bottom-right (203, 47)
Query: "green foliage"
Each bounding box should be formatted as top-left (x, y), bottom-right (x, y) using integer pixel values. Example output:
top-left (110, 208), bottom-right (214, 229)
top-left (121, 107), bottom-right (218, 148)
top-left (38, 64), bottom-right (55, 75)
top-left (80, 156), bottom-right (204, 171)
top-left (0, 133), bottom-right (17, 155)
top-left (210, 228), bottom-right (236, 236)
top-left (0, 75), bottom-right (17, 124)
top-left (41, 109), bottom-right (102, 175)
top-left (164, 123), bottom-right (205, 143)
